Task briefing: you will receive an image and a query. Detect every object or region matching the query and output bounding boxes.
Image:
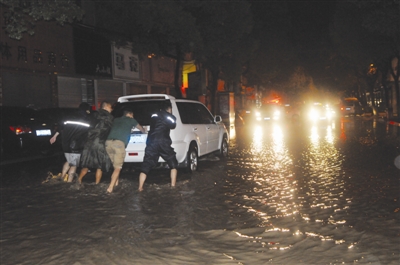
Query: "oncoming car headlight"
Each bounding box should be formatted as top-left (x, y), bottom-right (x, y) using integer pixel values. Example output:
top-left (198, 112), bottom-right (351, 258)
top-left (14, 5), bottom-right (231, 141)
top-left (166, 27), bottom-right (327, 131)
top-left (255, 111), bottom-right (261, 121)
top-left (326, 110), bottom-right (334, 119)
top-left (308, 108), bottom-right (320, 120)
top-left (273, 110), bottom-right (281, 120)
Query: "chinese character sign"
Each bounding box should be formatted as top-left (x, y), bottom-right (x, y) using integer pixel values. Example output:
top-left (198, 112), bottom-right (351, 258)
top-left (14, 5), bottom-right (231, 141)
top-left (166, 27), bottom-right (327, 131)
top-left (112, 44), bottom-right (140, 80)
top-left (115, 52), bottom-right (125, 70)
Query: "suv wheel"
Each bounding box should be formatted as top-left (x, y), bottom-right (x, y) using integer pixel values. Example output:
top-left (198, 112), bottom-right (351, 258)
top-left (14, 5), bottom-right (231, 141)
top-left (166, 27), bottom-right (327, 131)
top-left (186, 143), bottom-right (198, 172)
top-left (219, 137), bottom-right (229, 158)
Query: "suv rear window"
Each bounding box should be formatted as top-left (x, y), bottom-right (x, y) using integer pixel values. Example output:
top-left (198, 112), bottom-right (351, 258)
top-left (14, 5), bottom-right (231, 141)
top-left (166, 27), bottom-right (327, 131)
top-left (112, 100), bottom-right (171, 125)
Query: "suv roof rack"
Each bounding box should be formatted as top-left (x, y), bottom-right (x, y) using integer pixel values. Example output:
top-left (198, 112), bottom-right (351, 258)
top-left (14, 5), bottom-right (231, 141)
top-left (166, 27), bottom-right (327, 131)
top-left (118, 94), bottom-right (175, 103)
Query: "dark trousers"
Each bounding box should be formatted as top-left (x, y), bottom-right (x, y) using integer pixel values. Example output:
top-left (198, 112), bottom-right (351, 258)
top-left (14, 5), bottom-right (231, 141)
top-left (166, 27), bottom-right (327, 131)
top-left (141, 141), bottom-right (178, 175)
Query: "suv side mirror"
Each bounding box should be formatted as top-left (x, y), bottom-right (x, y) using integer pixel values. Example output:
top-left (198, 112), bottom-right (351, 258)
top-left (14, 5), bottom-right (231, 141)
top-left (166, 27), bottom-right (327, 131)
top-left (214, 115), bottom-right (222, 123)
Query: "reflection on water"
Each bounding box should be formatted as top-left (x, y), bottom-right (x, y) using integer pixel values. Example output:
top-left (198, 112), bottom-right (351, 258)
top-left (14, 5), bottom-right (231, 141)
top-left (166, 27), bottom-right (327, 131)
top-left (2, 117), bottom-right (399, 265)
top-left (225, 121), bottom-right (357, 256)
top-left (326, 124), bottom-right (334, 144)
top-left (251, 125), bottom-right (264, 154)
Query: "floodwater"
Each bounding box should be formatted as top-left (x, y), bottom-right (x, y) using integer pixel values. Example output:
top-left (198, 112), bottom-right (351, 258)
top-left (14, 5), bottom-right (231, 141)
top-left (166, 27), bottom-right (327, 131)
top-left (1, 117), bottom-right (399, 265)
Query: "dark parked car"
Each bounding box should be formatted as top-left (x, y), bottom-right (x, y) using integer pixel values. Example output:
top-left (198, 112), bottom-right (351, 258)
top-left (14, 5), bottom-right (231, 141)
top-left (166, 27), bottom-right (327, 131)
top-left (0, 106), bottom-right (56, 159)
top-left (36, 107), bottom-right (81, 135)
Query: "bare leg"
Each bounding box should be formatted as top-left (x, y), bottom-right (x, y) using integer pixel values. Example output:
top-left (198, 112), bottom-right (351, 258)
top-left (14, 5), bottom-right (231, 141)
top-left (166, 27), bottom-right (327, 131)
top-left (170, 168), bottom-right (177, 187)
top-left (61, 162), bottom-right (70, 180)
top-left (67, 166), bottom-right (77, 182)
top-left (107, 168), bottom-right (121, 193)
top-left (78, 168), bottom-right (89, 184)
top-left (138, 172), bottom-right (147, 191)
top-left (95, 169), bottom-right (102, 184)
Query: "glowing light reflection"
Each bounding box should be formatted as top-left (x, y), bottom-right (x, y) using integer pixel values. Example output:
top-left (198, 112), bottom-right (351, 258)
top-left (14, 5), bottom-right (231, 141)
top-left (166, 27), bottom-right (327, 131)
top-left (227, 117), bottom-right (352, 251)
top-left (251, 125), bottom-right (263, 154)
top-left (229, 126), bottom-right (236, 140)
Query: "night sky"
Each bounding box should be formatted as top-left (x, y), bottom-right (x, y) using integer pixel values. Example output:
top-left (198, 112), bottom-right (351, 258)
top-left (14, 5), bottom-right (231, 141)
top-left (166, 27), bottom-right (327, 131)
top-left (250, 0), bottom-right (336, 48)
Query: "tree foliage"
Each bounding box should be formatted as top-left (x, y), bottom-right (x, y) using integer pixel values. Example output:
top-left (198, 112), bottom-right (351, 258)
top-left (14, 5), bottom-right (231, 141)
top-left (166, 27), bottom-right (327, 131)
top-left (188, 0), bottom-right (255, 82)
top-left (1, 0), bottom-right (84, 40)
top-left (95, 0), bottom-right (255, 106)
top-left (352, 0), bottom-right (400, 42)
top-left (245, 0), bottom-right (296, 90)
top-left (343, 0), bottom-right (400, 114)
top-left (95, 0), bottom-right (201, 58)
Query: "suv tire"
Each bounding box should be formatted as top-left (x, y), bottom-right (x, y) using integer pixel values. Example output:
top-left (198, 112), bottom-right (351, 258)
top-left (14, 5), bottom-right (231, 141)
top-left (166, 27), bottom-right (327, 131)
top-left (218, 137), bottom-right (229, 158)
top-left (186, 143), bottom-right (198, 173)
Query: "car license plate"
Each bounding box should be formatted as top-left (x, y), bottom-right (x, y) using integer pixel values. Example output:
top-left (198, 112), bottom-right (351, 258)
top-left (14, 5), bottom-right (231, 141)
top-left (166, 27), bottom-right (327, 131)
top-left (36, 129), bottom-right (51, 136)
top-left (346, 107), bottom-right (351, 111)
top-left (129, 134), bottom-right (147, 143)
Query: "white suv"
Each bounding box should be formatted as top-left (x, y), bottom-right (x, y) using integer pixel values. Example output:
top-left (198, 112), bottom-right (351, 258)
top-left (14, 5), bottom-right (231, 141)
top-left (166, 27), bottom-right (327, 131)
top-left (113, 94), bottom-right (229, 172)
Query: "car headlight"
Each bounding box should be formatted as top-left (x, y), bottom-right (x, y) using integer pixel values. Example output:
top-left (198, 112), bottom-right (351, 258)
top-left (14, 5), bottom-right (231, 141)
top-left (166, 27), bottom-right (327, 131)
top-left (273, 110), bottom-right (280, 120)
top-left (308, 108), bottom-right (320, 120)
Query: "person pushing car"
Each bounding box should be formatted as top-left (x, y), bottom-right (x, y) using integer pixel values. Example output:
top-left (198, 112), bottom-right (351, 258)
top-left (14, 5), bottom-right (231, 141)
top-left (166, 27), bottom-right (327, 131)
top-left (105, 108), bottom-right (146, 193)
top-left (138, 101), bottom-right (177, 191)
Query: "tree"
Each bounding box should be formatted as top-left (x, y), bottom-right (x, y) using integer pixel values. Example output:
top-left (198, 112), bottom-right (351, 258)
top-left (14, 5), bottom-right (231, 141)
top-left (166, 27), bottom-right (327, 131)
top-left (188, 0), bottom-right (255, 113)
top-left (287, 0), bottom-right (337, 96)
top-left (351, 0), bottom-right (400, 116)
top-left (95, 0), bottom-right (255, 112)
top-left (1, 0), bottom-right (83, 40)
top-left (328, 1), bottom-right (396, 114)
top-left (95, 0), bottom-right (203, 98)
top-left (245, 1), bottom-right (297, 92)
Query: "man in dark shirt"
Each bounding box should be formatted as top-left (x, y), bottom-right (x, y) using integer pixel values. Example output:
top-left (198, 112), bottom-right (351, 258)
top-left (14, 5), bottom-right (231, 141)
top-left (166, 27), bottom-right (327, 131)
top-left (78, 101), bottom-right (114, 184)
top-left (49, 103), bottom-right (91, 182)
top-left (105, 109), bottom-right (146, 193)
top-left (138, 101), bottom-right (177, 191)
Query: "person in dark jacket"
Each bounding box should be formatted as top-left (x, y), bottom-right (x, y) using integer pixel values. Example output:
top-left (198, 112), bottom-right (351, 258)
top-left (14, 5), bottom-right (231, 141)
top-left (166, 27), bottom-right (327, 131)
top-left (78, 101), bottom-right (114, 184)
top-left (138, 101), bottom-right (178, 191)
top-left (49, 102), bottom-right (92, 182)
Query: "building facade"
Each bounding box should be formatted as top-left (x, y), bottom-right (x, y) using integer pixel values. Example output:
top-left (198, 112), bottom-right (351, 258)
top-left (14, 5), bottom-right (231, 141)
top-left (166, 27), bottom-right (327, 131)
top-left (1, 19), bottom-right (177, 109)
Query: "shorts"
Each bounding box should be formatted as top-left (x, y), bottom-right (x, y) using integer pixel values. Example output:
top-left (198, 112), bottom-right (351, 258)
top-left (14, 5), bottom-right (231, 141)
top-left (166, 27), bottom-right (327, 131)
top-left (64, 153), bottom-right (81, 167)
top-left (105, 139), bottom-right (126, 169)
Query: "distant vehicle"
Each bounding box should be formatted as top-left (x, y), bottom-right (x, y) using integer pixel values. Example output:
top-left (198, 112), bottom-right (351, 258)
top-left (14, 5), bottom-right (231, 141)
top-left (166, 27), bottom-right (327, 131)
top-left (112, 94), bottom-right (229, 172)
top-left (284, 103), bottom-right (302, 122)
top-left (340, 98), bottom-right (364, 116)
top-left (305, 103), bottom-right (336, 122)
top-left (253, 104), bottom-right (283, 123)
top-left (1, 106), bottom-right (55, 159)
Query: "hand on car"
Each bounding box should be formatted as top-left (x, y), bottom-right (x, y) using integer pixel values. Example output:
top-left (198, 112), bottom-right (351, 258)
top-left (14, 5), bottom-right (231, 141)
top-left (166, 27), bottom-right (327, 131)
top-left (49, 132), bottom-right (59, 144)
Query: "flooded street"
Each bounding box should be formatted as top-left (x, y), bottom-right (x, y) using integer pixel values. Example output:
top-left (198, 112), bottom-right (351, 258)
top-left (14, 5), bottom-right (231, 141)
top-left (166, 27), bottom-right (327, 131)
top-left (1, 117), bottom-right (400, 265)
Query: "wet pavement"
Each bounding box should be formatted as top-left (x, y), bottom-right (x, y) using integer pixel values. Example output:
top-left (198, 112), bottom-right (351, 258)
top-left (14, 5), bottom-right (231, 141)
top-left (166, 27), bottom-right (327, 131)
top-left (1, 116), bottom-right (399, 264)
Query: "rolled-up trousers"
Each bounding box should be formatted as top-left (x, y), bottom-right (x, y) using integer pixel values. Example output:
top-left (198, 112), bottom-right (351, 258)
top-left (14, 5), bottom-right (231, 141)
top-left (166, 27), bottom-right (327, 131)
top-left (141, 141), bottom-right (178, 175)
